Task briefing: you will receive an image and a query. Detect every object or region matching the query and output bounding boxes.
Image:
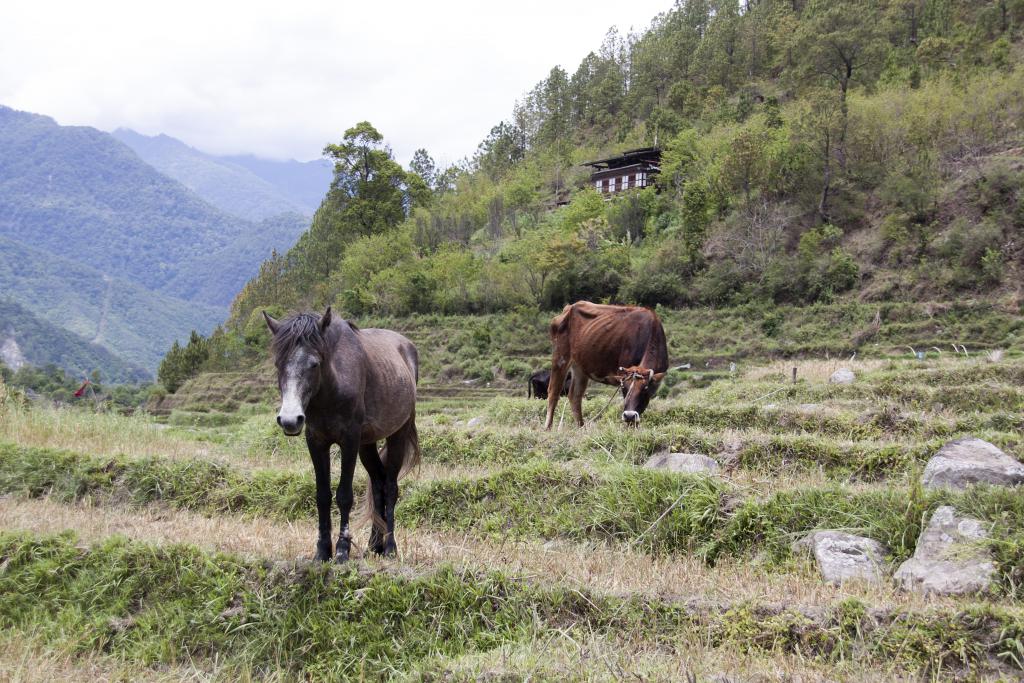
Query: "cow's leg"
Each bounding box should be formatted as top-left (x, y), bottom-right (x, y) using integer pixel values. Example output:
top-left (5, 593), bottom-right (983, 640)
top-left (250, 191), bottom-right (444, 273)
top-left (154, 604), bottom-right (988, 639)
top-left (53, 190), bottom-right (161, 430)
top-left (544, 359), bottom-right (570, 430)
top-left (568, 369), bottom-right (589, 427)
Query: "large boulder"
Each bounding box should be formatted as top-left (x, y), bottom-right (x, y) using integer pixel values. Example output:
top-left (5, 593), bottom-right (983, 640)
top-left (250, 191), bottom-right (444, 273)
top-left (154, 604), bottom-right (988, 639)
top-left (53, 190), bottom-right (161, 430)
top-left (793, 531), bottom-right (888, 585)
top-left (922, 437), bottom-right (1024, 490)
top-left (828, 368), bottom-right (855, 384)
top-left (643, 452), bottom-right (719, 475)
top-left (893, 506), bottom-right (995, 596)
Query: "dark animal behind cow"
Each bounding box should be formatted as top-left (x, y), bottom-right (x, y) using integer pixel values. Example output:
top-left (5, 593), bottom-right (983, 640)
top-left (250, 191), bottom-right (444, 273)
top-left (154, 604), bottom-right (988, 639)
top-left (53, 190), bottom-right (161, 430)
top-left (263, 307), bottom-right (420, 562)
top-left (545, 301), bottom-right (668, 428)
top-left (527, 368), bottom-right (572, 400)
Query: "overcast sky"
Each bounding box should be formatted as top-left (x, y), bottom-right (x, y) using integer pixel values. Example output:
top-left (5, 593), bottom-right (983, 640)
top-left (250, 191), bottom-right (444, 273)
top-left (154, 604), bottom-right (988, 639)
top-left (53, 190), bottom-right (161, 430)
top-left (1, 0), bottom-right (669, 166)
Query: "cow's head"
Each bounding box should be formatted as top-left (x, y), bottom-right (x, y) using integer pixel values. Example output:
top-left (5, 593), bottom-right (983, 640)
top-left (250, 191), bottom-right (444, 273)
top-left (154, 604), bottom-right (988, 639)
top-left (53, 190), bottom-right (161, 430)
top-left (614, 366), bottom-right (665, 426)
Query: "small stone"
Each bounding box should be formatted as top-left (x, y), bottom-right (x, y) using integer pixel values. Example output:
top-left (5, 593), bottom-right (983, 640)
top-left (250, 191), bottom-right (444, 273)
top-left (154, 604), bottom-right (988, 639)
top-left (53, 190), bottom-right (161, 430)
top-left (793, 531), bottom-right (887, 585)
top-left (466, 416), bottom-right (485, 428)
top-left (828, 368), bottom-right (855, 384)
top-left (643, 452), bottom-right (719, 474)
top-left (893, 506), bottom-right (995, 596)
top-left (922, 437), bottom-right (1024, 490)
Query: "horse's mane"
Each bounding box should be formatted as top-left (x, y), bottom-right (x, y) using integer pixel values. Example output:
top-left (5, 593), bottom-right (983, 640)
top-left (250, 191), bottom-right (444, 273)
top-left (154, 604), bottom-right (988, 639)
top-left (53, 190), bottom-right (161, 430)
top-left (271, 312), bottom-right (330, 371)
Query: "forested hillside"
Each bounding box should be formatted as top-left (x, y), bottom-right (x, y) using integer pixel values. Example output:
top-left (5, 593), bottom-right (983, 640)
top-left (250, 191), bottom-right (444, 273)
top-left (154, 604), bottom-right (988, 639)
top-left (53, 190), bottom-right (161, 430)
top-left (0, 106), bottom-right (330, 379)
top-left (0, 106), bottom-right (306, 306)
top-left (159, 0), bottom-right (1024, 388)
top-left (0, 235), bottom-right (222, 372)
top-left (112, 129), bottom-right (328, 220)
top-left (0, 299), bottom-right (148, 383)
top-left (225, 0), bottom-right (1023, 329)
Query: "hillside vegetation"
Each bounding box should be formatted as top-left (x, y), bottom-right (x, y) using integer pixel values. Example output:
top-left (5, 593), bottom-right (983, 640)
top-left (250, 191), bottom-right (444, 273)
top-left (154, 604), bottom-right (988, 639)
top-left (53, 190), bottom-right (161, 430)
top-left (0, 235), bottom-right (222, 374)
top-left (0, 300), bottom-right (148, 383)
top-left (219, 0), bottom-right (1024, 336)
top-left (0, 106), bottom-right (306, 307)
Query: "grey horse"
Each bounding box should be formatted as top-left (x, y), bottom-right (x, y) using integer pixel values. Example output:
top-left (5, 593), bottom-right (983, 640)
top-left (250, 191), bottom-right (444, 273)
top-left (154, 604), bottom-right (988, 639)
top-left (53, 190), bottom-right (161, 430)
top-left (264, 307), bottom-right (421, 561)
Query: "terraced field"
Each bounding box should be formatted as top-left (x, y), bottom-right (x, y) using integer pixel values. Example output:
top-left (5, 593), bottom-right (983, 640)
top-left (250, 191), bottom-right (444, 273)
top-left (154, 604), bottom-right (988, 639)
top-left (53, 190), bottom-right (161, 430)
top-left (1, 354), bottom-right (1023, 680)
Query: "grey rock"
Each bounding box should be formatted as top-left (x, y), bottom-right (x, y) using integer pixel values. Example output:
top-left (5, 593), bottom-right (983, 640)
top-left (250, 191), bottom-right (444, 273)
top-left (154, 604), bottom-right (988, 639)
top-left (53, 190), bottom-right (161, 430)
top-left (465, 416), bottom-right (485, 428)
top-left (793, 531), bottom-right (888, 584)
top-left (893, 506), bottom-right (995, 596)
top-left (828, 368), bottom-right (855, 384)
top-left (643, 452), bottom-right (719, 475)
top-left (922, 437), bottom-right (1024, 490)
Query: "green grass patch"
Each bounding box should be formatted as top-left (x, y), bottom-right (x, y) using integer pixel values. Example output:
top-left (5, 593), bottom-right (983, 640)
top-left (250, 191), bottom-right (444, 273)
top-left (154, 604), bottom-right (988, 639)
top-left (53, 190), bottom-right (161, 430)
top-left (1, 532), bottom-right (1022, 679)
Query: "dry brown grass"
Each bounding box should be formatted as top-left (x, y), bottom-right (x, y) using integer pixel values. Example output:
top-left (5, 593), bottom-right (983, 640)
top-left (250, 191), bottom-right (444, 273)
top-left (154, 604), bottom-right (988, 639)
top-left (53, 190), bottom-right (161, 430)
top-left (0, 406), bottom-right (280, 471)
top-left (0, 496), bottom-right (966, 613)
top-left (0, 631), bottom-right (214, 682)
top-left (743, 357), bottom-right (892, 383)
top-left (417, 628), bottom-right (930, 683)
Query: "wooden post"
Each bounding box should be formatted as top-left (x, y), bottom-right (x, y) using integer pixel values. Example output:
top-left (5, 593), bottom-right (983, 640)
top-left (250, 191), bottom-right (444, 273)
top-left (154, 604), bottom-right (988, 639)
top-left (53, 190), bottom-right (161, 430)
top-left (792, 367), bottom-right (798, 384)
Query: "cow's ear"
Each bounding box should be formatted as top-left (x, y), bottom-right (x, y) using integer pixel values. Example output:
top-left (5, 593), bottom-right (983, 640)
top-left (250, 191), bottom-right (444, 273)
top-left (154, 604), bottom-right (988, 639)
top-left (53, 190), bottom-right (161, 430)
top-left (320, 306), bottom-right (332, 332)
top-left (652, 372), bottom-right (667, 383)
top-left (263, 311), bottom-right (280, 335)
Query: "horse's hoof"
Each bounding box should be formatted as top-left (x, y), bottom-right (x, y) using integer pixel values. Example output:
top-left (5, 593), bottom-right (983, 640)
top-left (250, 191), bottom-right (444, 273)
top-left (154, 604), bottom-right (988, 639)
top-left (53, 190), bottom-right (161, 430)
top-left (314, 541), bottom-right (333, 562)
top-left (381, 543), bottom-right (397, 557)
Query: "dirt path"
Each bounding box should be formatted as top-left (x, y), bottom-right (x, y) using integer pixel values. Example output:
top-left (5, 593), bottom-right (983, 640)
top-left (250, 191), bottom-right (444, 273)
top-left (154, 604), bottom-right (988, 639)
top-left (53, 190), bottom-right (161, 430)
top-left (90, 273), bottom-right (113, 345)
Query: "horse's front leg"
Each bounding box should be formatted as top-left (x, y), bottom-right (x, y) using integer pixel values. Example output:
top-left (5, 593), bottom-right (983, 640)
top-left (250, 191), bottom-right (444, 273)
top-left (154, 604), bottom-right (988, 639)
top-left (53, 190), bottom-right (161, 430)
top-left (334, 434), bottom-right (359, 562)
top-left (307, 435), bottom-right (333, 562)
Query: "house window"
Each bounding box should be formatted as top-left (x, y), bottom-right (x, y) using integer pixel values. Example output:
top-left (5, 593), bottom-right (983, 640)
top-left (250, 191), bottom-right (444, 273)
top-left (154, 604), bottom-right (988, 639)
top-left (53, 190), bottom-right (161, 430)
top-left (602, 178), bottom-right (610, 193)
top-left (595, 180), bottom-right (602, 191)
top-left (629, 173), bottom-right (636, 188)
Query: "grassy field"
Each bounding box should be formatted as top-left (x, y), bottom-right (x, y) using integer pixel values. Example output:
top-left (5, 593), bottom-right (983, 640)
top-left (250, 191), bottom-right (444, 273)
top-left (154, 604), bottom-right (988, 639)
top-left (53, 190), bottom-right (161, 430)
top-left (2, 348), bottom-right (1024, 680)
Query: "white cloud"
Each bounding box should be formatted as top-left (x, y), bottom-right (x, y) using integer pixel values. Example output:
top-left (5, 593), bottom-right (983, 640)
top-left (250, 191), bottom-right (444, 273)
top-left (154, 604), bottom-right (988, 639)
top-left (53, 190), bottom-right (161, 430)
top-left (0, 0), bottom-right (669, 165)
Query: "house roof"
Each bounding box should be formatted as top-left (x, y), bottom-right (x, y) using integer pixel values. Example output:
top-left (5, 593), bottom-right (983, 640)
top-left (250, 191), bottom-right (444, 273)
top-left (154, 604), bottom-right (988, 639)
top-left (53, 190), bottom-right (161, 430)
top-left (581, 147), bottom-right (662, 170)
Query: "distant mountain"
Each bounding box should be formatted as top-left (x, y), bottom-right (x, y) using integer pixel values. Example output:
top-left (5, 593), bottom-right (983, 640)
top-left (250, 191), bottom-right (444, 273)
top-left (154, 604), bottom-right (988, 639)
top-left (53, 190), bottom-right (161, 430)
top-left (0, 299), bottom-right (149, 383)
top-left (218, 154), bottom-right (333, 215)
top-left (0, 235), bottom-right (222, 373)
top-left (0, 106), bottom-right (306, 307)
top-left (111, 129), bottom-right (331, 220)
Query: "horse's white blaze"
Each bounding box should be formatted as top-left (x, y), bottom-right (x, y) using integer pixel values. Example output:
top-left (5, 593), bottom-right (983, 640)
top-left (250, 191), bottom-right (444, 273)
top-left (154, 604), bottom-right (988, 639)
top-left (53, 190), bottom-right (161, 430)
top-left (278, 349), bottom-right (309, 425)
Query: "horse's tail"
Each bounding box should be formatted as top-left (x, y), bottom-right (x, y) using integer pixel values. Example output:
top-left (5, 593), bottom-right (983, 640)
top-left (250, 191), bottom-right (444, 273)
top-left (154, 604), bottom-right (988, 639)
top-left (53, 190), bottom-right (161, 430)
top-left (361, 411), bottom-right (421, 534)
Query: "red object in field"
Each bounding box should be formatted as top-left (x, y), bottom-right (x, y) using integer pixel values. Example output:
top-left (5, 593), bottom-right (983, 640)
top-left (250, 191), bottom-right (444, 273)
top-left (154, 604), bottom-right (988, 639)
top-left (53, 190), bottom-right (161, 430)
top-left (73, 380), bottom-right (90, 398)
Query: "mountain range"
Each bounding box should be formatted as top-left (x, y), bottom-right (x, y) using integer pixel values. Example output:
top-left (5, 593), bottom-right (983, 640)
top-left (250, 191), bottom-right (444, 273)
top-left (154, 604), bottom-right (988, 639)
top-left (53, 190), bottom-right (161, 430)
top-left (111, 128), bottom-right (331, 220)
top-left (0, 105), bottom-right (331, 379)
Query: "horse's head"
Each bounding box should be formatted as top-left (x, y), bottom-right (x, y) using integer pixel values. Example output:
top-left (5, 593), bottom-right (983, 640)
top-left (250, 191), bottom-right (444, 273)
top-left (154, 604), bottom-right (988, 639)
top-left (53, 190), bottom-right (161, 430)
top-left (613, 366), bottom-right (666, 427)
top-left (263, 307), bottom-right (332, 436)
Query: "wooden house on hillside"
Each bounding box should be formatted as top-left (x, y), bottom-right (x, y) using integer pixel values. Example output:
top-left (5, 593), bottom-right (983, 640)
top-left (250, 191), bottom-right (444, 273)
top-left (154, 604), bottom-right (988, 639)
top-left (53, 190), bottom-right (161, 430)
top-left (582, 147), bottom-right (661, 196)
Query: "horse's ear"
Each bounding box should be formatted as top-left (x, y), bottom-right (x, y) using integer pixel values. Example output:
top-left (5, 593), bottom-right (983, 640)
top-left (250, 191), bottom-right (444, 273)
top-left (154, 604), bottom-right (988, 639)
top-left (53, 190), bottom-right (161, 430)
top-left (262, 311), bottom-right (280, 335)
top-left (320, 306), bottom-right (332, 332)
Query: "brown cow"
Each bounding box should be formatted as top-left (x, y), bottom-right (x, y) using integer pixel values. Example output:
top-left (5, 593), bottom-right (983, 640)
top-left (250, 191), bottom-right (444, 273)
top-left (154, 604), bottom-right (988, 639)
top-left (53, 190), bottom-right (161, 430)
top-left (544, 301), bottom-right (668, 429)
